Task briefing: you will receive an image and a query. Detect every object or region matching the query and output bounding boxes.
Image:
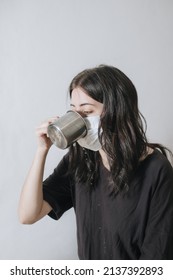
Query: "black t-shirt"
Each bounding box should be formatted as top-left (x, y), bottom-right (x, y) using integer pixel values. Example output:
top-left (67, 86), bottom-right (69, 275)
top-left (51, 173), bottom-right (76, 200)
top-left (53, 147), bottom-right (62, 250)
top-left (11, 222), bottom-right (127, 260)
top-left (43, 150), bottom-right (173, 259)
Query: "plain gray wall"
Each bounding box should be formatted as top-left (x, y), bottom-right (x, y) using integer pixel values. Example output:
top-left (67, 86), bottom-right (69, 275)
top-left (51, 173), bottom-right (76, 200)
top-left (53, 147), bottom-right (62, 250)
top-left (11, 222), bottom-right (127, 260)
top-left (0, 0), bottom-right (173, 259)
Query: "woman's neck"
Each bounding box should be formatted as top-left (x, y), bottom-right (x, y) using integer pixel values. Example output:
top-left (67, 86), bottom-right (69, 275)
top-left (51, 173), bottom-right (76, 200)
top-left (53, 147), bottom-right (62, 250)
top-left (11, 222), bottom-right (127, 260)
top-left (99, 149), bottom-right (110, 170)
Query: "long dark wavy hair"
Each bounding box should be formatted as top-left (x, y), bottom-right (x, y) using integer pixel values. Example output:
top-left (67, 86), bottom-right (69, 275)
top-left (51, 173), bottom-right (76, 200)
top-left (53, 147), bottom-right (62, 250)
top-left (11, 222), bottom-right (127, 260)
top-left (68, 65), bottom-right (171, 194)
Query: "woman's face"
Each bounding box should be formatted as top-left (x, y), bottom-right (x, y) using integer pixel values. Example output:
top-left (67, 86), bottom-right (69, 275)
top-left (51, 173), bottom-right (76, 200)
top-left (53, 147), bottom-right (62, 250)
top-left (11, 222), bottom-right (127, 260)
top-left (70, 87), bottom-right (103, 117)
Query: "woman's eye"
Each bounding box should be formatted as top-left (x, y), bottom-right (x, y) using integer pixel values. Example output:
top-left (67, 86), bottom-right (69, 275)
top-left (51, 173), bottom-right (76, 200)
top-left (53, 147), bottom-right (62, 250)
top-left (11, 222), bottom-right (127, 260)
top-left (83, 111), bottom-right (92, 115)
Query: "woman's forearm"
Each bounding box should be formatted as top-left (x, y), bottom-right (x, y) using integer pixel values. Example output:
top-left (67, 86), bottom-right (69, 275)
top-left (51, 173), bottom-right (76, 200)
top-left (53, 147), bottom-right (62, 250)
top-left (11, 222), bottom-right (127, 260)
top-left (18, 148), bottom-right (49, 224)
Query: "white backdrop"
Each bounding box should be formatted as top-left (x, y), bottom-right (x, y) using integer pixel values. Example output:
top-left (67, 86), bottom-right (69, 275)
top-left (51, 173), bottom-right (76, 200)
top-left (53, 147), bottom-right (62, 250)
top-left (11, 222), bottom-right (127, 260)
top-left (0, 0), bottom-right (173, 259)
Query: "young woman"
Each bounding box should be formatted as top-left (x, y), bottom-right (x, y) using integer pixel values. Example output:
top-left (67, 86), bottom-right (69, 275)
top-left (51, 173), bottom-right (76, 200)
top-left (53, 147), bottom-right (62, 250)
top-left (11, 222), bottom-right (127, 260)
top-left (19, 65), bottom-right (173, 259)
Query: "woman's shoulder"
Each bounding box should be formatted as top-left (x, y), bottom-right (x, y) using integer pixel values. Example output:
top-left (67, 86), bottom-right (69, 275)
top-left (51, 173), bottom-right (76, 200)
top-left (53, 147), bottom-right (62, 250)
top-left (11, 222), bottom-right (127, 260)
top-left (52, 152), bottom-right (70, 174)
top-left (140, 148), bottom-right (173, 178)
top-left (134, 149), bottom-right (173, 198)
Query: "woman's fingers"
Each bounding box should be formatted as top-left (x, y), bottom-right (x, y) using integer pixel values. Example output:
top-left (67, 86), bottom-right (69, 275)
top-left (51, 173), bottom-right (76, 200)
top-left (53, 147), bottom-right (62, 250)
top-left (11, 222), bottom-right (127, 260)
top-left (35, 116), bottom-right (59, 149)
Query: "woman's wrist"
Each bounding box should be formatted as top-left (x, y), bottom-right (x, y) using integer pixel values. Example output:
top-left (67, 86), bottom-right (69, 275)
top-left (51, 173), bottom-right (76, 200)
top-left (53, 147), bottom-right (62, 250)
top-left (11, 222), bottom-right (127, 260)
top-left (36, 146), bottom-right (50, 157)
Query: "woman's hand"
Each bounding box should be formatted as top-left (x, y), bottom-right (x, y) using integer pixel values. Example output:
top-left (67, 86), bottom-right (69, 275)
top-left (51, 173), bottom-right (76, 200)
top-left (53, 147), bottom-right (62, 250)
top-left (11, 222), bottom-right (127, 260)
top-left (36, 117), bottom-right (58, 151)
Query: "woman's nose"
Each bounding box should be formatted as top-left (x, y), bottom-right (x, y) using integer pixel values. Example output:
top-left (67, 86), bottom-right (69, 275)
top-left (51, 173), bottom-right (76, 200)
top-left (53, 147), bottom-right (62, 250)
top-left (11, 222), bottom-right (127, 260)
top-left (71, 107), bottom-right (85, 117)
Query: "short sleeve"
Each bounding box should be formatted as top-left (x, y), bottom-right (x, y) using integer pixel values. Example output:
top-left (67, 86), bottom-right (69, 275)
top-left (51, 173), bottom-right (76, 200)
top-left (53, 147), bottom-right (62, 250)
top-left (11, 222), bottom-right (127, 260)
top-left (139, 158), bottom-right (173, 259)
top-left (43, 153), bottom-right (73, 220)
